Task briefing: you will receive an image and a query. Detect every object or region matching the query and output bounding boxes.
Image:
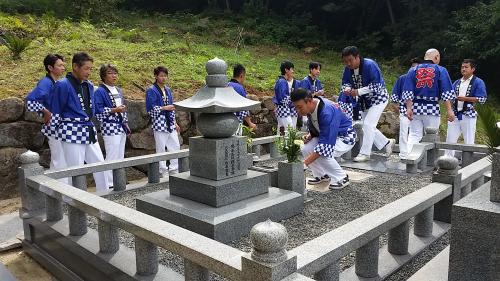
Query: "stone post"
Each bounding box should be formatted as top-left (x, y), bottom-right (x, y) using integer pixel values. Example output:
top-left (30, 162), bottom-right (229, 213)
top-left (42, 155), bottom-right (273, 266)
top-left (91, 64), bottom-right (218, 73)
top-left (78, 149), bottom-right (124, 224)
top-left (490, 152), bottom-right (500, 202)
top-left (241, 220), bottom-right (297, 281)
top-left (98, 219), bottom-right (119, 254)
top-left (45, 195), bottom-right (63, 222)
top-left (351, 122), bottom-right (363, 158)
top-left (18, 150), bottom-right (45, 219)
top-left (148, 162), bottom-right (160, 183)
top-left (431, 156), bottom-right (460, 223)
top-left (414, 207), bottom-right (434, 237)
top-left (314, 262), bottom-right (340, 281)
top-left (388, 220), bottom-right (410, 255)
top-left (252, 144), bottom-right (262, 158)
top-left (112, 168), bottom-right (127, 191)
top-left (355, 237), bottom-right (379, 278)
top-left (135, 236), bottom-right (158, 276)
top-left (68, 175), bottom-right (87, 236)
top-left (178, 157), bottom-right (189, 173)
top-left (184, 258), bottom-right (209, 281)
top-left (270, 141), bottom-right (281, 159)
top-left (423, 127), bottom-right (439, 166)
top-left (278, 161), bottom-right (305, 197)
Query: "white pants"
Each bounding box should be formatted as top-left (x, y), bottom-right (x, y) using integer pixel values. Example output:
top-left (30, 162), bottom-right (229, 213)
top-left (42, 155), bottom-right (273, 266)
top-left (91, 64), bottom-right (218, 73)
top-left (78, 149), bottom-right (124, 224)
top-left (61, 141), bottom-right (109, 192)
top-left (444, 116), bottom-right (477, 157)
top-left (276, 116), bottom-right (297, 134)
top-left (47, 136), bottom-right (69, 184)
top-left (407, 115), bottom-right (440, 154)
top-left (302, 137), bottom-right (354, 182)
top-left (398, 115), bottom-right (411, 159)
top-left (103, 134), bottom-right (127, 187)
top-left (360, 102), bottom-right (389, 155)
top-left (154, 130), bottom-right (181, 173)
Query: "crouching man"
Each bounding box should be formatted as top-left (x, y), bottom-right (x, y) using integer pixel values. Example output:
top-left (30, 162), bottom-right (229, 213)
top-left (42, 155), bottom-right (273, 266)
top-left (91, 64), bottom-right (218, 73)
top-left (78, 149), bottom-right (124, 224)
top-left (291, 88), bottom-right (356, 190)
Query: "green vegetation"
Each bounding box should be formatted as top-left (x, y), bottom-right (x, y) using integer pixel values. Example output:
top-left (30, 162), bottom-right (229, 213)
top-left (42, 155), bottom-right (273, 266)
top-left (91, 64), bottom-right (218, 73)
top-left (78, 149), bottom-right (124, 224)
top-left (276, 126), bottom-right (301, 163)
top-left (0, 32), bottom-right (32, 59)
top-left (0, 12), bottom-right (400, 101)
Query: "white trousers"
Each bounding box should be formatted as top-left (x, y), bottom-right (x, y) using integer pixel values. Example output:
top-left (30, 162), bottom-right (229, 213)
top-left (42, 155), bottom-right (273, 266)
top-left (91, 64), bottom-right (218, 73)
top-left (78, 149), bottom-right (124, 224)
top-left (302, 137), bottom-right (354, 182)
top-left (444, 116), bottom-right (477, 157)
top-left (103, 134), bottom-right (127, 187)
top-left (398, 115), bottom-right (411, 159)
top-left (47, 136), bottom-right (69, 184)
top-left (61, 141), bottom-right (109, 192)
top-left (276, 116), bottom-right (297, 134)
top-left (153, 130), bottom-right (181, 173)
top-left (407, 115), bottom-right (440, 154)
top-left (360, 102), bottom-right (389, 155)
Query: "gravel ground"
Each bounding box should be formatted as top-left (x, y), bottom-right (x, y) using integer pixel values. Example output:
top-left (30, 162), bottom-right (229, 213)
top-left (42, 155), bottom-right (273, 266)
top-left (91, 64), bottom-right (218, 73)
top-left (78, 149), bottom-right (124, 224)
top-left (80, 156), bottom-right (448, 281)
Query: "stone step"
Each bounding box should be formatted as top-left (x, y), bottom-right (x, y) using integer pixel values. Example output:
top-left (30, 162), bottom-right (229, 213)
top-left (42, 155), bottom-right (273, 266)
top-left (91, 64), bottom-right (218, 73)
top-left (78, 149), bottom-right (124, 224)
top-left (407, 246), bottom-right (449, 281)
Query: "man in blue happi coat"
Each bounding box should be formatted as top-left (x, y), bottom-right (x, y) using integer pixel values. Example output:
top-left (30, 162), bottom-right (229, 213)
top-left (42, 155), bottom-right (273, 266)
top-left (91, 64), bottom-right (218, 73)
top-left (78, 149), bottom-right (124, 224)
top-left (292, 88), bottom-right (356, 190)
top-left (341, 46), bottom-right (394, 162)
top-left (391, 57), bottom-right (420, 159)
top-left (50, 52), bottom-right (109, 190)
top-left (273, 61), bottom-right (299, 134)
top-left (402, 48), bottom-right (456, 154)
top-left (228, 63), bottom-right (257, 135)
top-left (146, 66), bottom-right (181, 178)
top-left (26, 54), bottom-right (69, 183)
top-left (445, 59), bottom-right (487, 157)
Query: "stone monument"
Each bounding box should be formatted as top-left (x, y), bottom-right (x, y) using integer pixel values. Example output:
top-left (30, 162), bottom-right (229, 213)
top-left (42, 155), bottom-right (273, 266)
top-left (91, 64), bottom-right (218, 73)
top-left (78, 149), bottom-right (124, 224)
top-left (137, 58), bottom-right (304, 243)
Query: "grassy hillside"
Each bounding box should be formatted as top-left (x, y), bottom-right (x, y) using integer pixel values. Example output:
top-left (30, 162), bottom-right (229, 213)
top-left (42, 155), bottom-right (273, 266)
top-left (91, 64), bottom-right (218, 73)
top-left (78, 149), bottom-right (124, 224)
top-left (0, 12), bottom-right (401, 101)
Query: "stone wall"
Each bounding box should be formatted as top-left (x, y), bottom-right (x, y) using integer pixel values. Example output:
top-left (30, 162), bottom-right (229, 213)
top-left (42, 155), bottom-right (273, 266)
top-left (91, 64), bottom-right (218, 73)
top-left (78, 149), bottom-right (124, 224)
top-left (0, 96), bottom-right (399, 200)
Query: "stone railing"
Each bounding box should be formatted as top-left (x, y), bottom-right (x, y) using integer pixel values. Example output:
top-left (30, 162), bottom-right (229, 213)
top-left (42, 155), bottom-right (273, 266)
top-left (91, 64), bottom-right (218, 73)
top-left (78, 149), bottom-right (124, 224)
top-left (18, 143), bottom-right (493, 281)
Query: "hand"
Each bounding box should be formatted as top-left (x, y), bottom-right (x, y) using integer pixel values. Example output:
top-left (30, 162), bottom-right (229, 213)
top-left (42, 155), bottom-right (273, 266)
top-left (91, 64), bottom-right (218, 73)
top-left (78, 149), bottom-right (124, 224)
top-left (447, 110), bottom-right (455, 122)
top-left (113, 105), bottom-right (126, 113)
top-left (302, 134), bottom-right (311, 144)
top-left (124, 123), bottom-right (132, 136)
top-left (162, 105), bottom-right (175, 111)
top-left (456, 96), bottom-right (466, 101)
top-left (175, 123), bottom-right (180, 133)
top-left (249, 122), bottom-right (257, 130)
top-left (43, 110), bottom-right (52, 125)
top-left (406, 110), bottom-right (413, 121)
top-left (304, 158), bottom-right (311, 166)
top-left (350, 89), bottom-right (359, 96)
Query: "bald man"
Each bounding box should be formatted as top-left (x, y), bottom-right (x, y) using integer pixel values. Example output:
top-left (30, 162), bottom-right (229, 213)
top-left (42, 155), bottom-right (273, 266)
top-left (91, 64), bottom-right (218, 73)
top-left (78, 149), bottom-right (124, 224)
top-left (402, 49), bottom-right (455, 153)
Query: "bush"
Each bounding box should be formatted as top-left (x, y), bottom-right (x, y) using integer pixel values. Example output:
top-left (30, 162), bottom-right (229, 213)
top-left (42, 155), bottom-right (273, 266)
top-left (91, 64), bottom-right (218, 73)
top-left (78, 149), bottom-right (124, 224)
top-left (0, 32), bottom-right (31, 59)
top-left (276, 126), bottom-right (301, 163)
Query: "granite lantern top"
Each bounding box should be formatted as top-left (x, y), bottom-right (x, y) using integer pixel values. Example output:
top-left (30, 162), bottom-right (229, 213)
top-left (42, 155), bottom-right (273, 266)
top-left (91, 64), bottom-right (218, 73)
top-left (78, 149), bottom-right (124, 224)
top-left (174, 57), bottom-right (261, 113)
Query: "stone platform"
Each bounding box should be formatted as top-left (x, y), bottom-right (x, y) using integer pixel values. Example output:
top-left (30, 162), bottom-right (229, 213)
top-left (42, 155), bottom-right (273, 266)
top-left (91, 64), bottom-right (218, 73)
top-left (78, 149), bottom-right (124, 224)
top-left (340, 154), bottom-right (433, 175)
top-left (136, 187), bottom-right (304, 243)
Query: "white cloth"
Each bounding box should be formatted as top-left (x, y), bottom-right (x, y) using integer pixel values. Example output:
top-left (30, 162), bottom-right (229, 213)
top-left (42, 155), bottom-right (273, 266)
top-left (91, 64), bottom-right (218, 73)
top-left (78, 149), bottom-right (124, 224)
top-left (444, 116), bottom-right (477, 157)
top-left (287, 80), bottom-right (293, 93)
top-left (153, 130), bottom-right (181, 173)
top-left (310, 99), bottom-right (320, 132)
top-left (398, 115), bottom-right (411, 159)
top-left (457, 76), bottom-right (473, 111)
top-left (302, 137), bottom-right (353, 182)
top-left (61, 141), bottom-right (109, 191)
top-left (276, 116), bottom-right (297, 134)
top-left (103, 134), bottom-right (127, 187)
top-left (407, 115), bottom-right (440, 154)
top-left (359, 101), bottom-right (389, 155)
top-left (47, 136), bottom-right (70, 184)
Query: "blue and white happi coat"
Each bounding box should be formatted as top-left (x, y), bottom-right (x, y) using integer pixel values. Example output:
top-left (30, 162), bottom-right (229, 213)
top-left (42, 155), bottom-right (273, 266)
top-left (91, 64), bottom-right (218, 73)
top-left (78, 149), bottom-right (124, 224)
top-left (273, 76), bottom-right (299, 118)
top-left (50, 73), bottom-right (98, 144)
top-left (402, 61), bottom-right (455, 116)
top-left (452, 76), bottom-right (487, 119)
top-left (26, 75), bottom-right (59, 137)
top-left (337, 91), bottom-right (363, 121)
top-left (391, 72), bottom-right (410, 117)
top-left (228, 79), bottom-right (250, 123)
top-left (341, 58), bottom-right (389, 110)
top-left (308, 97), bottom-right (356, 158)
top-left (301, 75), bottom-right (323, 95)
top-left (145, 84), bottom-right (176, 133)
top-left (94, 84), bottom-right (129, 136)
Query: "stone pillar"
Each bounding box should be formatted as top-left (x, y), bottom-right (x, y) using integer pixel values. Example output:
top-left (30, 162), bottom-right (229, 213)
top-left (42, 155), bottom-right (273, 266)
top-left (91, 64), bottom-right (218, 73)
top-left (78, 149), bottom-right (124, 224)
top-left (252, 145), bottom-right (262, 158)
top-left (431, 156), bottom-right (460, 223)
top-left (471, 176), bottom-right (485, 191)
top-left (112, 168), bottom-right (127, 191)
top-left (178, 157), bottom-right (189, 173)
top-left (270, 142), bottom-right (281, 159)
top-left (422, 127), bottom-right (439, 142)
top-left (418, 152), bottom-right (427, 170)
top-left (98, 219), bottom-right (119, 254)
top-left (45, 195), bottom-right (63, 222)
top-left (461, 151), bottom-right (474, 167)
top-left (355, 237), bottom-right (379, 278)
top-left (314, 262), bottom-right (340, 281)
top-left (351, 122), bottom-right (363, 158)
top-left (148, 162), bottom-right (160, 183)
top-left (278, 161), bottom-right (305, 196)
top-left (490, 152), bottom-right (500, 203)
top-left (18, 150), bottom-right (45, 219)
top-left (241, 220), bottom-right (297, 281)
top-left (414, 207), bottom-right (434, 237)
top-left (135, 236), bottom-right (158, 276)
top-left (388, 220), bottom-right (410, 255)
top-left (69, 175), bottom-right (87, 236)
top-left (184, 258), bottom-right (209, 281)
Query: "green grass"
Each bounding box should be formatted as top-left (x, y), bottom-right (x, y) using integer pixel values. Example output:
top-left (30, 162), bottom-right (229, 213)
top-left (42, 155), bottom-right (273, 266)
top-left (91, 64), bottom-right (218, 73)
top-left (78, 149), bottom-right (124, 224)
top-left (0, 12), bottom-right (402, 101)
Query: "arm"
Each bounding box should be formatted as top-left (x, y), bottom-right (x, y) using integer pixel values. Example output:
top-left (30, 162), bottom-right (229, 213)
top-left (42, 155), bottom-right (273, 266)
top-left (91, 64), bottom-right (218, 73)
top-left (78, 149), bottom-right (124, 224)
top-left (438, 68), bottom-right (455, 122)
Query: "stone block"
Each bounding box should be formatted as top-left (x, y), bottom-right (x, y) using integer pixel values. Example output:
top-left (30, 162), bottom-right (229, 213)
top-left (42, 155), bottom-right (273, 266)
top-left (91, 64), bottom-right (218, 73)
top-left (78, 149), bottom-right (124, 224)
top-left (136, 187), bottom-right (304, 243)
top-left (0, 98), bottom-right (24, 123)
top-left (128, 128), bottom-right (156, 150)
top-left (189, 136), bottom-right (248, 180)
top-left (278, 161), bottom-right (305, 195)
top-left (169, 170), bottom-right (269, 207)
top-left (448, 183), bottom-right (500, 281)
top-left (0, 121), bottom-right (45, 149)
top-left (125, 99), bottom-right (149, 132)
